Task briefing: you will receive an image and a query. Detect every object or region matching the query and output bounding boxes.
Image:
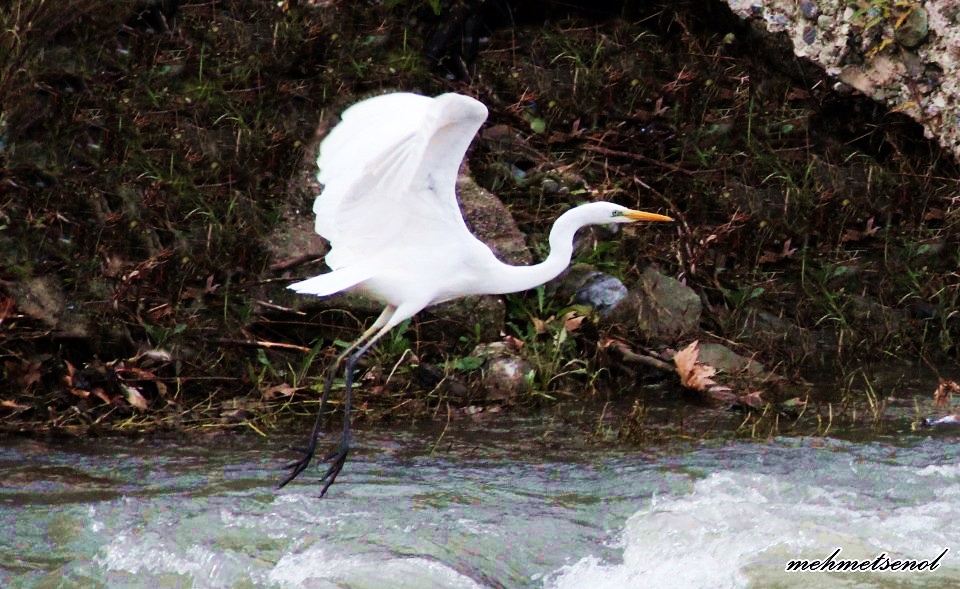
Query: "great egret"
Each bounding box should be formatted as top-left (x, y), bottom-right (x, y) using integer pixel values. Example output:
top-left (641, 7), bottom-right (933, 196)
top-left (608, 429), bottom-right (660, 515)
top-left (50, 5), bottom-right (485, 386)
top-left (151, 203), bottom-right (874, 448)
top-left (280, 92), bottom-right (672, 495)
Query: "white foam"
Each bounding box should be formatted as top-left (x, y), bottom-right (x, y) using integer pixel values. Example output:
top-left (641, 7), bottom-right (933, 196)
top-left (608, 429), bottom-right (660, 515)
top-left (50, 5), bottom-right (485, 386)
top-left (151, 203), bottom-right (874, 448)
top-left (545, 470), bottom-right (960, 588)
top-left (268, 545), bottom-right (485, 589)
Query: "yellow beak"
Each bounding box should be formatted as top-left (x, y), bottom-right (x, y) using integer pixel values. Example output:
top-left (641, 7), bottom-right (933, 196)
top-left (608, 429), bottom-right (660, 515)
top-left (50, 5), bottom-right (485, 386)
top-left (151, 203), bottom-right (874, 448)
top-left (624, 210), bottom-right (673, 222)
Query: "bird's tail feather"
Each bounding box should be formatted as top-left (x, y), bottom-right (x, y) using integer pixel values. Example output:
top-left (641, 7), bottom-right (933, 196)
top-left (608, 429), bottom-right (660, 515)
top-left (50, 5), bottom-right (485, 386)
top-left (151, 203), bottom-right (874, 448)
top-left (288, 266), bottom-right (372, 297)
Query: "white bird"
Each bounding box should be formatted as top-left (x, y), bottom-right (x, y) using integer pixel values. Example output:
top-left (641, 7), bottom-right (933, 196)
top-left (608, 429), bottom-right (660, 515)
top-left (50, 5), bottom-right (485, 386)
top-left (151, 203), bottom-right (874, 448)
top-left (280, 92), bottom-right (672, 495)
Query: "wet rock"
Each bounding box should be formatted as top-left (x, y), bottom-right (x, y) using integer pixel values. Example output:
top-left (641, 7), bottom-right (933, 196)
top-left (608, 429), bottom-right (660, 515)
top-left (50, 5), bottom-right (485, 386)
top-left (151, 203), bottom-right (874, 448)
top-left (422, 295), bottom-right (505, 344)
top-left (697, 342), bottom-right (766, 376)
top-left (799, 0), bottom-right (819, 20)
top-left (11, 276), bottom-right (89, 338)
top-left (607, 267), bottom-right (701, 343)
top-left (574, 273), bottom-right (628, 316)
top-left (548, 264), bottom-right (629, 317)
top-left (540, 177), bottom-right (561, 195)
top-left (895, 6), bottom-right (929, 49)
top-left (922, 414), bottom-right (960, 427)
top-left (469, 342), bottom-right (533, 401)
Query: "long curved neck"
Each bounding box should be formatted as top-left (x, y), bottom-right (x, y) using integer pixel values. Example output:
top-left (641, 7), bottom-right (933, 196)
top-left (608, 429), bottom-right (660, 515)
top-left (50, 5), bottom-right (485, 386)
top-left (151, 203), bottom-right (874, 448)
top-left (487, 208), bottom-right (583, 295)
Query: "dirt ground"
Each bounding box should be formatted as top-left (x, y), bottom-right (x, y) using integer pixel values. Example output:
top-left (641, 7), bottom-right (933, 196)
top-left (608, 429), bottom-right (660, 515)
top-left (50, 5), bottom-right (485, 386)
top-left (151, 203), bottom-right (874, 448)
top-left (1, 0), bottom-right (958, 435)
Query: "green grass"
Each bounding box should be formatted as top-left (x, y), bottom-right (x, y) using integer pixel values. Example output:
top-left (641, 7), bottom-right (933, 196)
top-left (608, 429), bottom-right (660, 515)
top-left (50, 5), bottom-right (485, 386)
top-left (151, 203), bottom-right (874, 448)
top-left (2, 0), bottom-right (959, 434)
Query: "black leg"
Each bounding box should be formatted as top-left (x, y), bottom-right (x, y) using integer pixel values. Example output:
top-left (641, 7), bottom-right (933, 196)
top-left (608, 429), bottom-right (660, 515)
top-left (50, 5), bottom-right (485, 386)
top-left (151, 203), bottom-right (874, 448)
top-left (278, 364), bottom-right (338, 488)
top-left (313, 349), bottom-right (359, 497)
top-left (278, 305), bottom-right (403, 496)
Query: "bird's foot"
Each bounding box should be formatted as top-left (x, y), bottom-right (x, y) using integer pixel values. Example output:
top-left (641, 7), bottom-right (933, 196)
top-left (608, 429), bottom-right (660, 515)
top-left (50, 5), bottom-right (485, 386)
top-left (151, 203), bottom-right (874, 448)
top-left (317, 435), bottom-right (351, 497)
top-left (279, 433), bottom-right (351, 497)
top-left (279, 438), bottom-right (319, 489)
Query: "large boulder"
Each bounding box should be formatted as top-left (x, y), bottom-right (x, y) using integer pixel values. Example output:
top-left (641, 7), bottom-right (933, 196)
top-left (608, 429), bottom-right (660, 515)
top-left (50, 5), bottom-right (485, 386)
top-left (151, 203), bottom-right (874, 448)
top-left (608, 266), bottom-right (702, 343)
top-left (726, 0), bottom-right (960, 161)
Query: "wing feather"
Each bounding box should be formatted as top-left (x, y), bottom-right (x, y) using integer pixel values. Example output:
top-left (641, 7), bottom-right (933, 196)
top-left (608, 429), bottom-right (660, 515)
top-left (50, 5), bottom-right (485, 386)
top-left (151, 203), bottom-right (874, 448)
top-left (311, 93), bottom-right (490, 271)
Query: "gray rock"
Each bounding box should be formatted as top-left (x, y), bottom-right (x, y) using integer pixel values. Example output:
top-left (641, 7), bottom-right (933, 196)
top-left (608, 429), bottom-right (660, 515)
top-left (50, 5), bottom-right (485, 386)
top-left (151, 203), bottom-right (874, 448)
top-left (469, 342), bottom-right (533, 401)
top-left (725, 0), bottom-right (960, 162)
top-left (575, 273), bottom-right (628, 316)
top-left (799, 0), bottom-right (819, 20)
top-left (548, 263), bottom-right (629, 317)
top-left (456, 173), bottom-right (533, 265)
top-left (697, 342), bottom-right (766, 376)
top-left (895, 6), bottom-right (929, 49)
top-left (608, 266), bottom-right (702, 343)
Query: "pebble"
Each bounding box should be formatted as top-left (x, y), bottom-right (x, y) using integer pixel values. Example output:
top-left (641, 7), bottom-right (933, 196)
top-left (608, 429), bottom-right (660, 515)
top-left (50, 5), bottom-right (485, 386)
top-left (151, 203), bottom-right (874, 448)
top-left (799, 1), bottom-right (819, 20)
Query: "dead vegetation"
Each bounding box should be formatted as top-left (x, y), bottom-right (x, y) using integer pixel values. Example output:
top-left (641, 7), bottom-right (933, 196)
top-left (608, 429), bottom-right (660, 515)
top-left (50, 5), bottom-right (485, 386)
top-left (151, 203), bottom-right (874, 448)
top-left (1, 0), bottom-right (958, 436)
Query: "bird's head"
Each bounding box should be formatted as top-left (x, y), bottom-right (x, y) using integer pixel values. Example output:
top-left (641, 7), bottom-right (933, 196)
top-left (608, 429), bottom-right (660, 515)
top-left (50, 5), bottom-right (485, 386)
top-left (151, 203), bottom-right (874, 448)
top-left (574, 201), bottom-right (673, 226)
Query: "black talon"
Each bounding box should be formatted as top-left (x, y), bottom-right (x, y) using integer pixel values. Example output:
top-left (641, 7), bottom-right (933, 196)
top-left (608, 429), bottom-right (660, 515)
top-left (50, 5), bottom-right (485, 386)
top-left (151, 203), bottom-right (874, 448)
top-left (317, 438), bottom-right (351, 497)
top-left (279, 345), bottom-right (363, 496)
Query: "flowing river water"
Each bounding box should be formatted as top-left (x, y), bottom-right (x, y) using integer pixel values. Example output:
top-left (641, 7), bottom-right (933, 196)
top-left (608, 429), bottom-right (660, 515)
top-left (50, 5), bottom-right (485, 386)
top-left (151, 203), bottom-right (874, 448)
top-left (2, 414), bottom-right (959, 588)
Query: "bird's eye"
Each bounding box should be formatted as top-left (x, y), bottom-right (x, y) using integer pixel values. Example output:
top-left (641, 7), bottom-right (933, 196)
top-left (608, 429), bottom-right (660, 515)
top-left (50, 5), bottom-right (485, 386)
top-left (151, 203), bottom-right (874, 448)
top-left (610, 211), bottom-right (622, 218)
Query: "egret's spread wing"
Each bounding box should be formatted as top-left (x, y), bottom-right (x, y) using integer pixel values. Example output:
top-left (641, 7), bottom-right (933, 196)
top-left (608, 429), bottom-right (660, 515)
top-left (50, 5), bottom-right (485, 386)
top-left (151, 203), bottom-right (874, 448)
top-left (312, 93), bottom-right (489, 270)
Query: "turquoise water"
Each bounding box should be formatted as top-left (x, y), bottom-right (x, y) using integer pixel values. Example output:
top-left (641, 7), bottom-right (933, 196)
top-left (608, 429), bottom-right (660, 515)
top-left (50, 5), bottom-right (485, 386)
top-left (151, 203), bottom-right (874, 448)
top-left (2, 417), bottom-right (959, 588)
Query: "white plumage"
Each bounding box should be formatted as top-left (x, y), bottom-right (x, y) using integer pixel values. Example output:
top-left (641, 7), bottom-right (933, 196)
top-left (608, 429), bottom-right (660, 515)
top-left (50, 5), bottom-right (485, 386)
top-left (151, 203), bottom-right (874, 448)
top-left (281, 92), bottom-right (672, 495)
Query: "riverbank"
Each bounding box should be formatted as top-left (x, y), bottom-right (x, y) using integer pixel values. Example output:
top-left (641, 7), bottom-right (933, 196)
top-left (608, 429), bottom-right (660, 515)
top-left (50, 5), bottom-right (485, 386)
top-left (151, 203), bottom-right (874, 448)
top-left (1, 0), bottom-right (958, 436)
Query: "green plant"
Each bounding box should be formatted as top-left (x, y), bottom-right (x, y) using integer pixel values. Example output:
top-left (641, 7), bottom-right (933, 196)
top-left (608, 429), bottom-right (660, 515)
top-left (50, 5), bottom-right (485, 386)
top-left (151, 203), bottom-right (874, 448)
top-left (503, 287), bottom-right (594, 399)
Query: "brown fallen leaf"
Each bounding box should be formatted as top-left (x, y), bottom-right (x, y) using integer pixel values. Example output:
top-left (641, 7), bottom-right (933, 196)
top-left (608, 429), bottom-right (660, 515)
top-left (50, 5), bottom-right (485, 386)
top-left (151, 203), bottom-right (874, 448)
top-left (7, 359), bottom-right (43, 389)
top-left (531, 316), bottom-right (551, 335)
top-left (674, 340), bottom-right (727, 392)
top-left (68, 387), bottom-right (90, 399)
top-left (92, 387), bottom-right (111, 404)
top-left (739, 390), bottom-right (765, 410)
top-left (503, 335), bottom-right (524, 352)
top-left (934, 379), bottom-right (960, 408)
top-left (562, 311), bottom-right (585, 333)
top-left (263, 382), bottom-right (297, 399)
top-left (673, 341), bottom-right (743, 406)
top-left (120, 383), bottom-right (149, 411)
top-left (63, 360), bottom-right (78, 388)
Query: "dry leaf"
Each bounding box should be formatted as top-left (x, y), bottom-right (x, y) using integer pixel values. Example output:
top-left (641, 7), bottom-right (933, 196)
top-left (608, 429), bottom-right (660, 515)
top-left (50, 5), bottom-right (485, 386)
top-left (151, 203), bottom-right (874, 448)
top-left (92, 387), bottom-right (111, 404)
top-left (673, 341), bottom-right (734, 401)
top-left (674, 341), bottom-right (719, 391)
top-left (503, 335), bottom-right (524, 351)
top-left (563, 311), bottom-right (585, 332)
top-left (68, 387), bottom-right (90, 399)
top-left (757, 251), bottom-right (781, 264)
top-left (531, 316), bottom-right (550, 335)
top-left (0, 296), bottom-right (14, 326)
top-left (934, 379), bottom-right (960, 408)
top-left (263, 382), bottom-right (297, 399)
top-left (115, 366), bottom-right (158, 380)
top-left (121, 383), bottom-right (149, 411)
top-left (63, 360), bottom-right (78, 388)
top-left (8, 360), bottom-right (43, 389)
top-left (739, 391), bottom-right (765, 410)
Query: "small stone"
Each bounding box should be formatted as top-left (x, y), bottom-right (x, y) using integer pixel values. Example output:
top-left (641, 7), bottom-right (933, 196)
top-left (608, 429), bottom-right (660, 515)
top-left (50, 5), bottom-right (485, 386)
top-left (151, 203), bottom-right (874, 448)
top-left (802, 26), bottom-right (817, 45)
top-left (540, 177), bottom-right (560, 194)
top-left (573, 273), bottom-right (628, 316)
top-left (799, 0), bottom-right (819, 20)
top-left (895, 6), bottom-right (929, 48)
top-left (469, 342), bottom-right (533, 401)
